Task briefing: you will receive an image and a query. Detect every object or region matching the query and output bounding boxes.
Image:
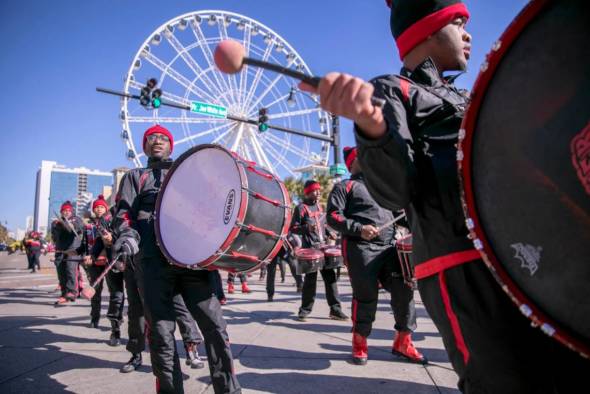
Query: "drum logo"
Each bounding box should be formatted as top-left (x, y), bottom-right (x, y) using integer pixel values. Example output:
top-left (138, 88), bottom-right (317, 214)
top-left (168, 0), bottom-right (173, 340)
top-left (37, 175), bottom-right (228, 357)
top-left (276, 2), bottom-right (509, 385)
top-left (571, 122), bottom-right (590, 196)
top-left (223, 189), bottom-right (236, 224)
top-left (510, 243), bottom-right (542, 276)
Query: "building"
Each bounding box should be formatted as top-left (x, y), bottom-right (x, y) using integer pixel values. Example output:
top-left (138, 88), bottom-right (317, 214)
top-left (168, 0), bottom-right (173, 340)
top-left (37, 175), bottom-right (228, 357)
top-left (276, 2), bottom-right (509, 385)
top-left (33, 161), bottom-right (113, 234)
top-left (25, 216), bottom-right (34, 232)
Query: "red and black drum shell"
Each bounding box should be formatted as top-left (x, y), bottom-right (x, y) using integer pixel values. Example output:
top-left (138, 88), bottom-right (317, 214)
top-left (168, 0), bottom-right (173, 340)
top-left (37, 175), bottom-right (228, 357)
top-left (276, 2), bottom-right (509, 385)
top-left (459, 0), bottom-right (590, 356)
top-left (295, 248), bottom-right (324, 275)
top-left (211, 159), bottom-right (290, 273)
top-left (322, 248), bottom-right (343, 270)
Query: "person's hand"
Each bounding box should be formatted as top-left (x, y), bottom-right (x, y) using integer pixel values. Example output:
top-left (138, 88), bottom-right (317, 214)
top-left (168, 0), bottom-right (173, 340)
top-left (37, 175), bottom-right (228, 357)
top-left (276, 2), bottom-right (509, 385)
top-left (114, 237), bottom-right (138, 257)
top-left (361, 225), bottom-right (379, 241)
top-left (299, 73), bottom-right (387, 138)
top-left (83, 255), bottom-right (93, 267)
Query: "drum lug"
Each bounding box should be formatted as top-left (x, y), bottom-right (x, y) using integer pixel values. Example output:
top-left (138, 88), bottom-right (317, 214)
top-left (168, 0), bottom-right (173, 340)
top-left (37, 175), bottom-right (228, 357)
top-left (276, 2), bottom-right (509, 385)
top-left (465, 218), bottom-right (474, 230)
top-left (540, 323), bottom-right (556, 337)
top-left (473, 238), bottom-right (483, 250)
top-left (491, 40), bottom-right (502, 52)
top-left (519, 304), bottom-right (532, 317)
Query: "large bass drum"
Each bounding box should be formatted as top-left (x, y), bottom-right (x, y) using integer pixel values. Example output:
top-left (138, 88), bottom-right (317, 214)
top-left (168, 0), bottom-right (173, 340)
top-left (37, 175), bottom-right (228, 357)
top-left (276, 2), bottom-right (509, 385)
top-left (155, 144), bottom-right (291, 273)
top-left (458, 0), bottom-right (590, 357)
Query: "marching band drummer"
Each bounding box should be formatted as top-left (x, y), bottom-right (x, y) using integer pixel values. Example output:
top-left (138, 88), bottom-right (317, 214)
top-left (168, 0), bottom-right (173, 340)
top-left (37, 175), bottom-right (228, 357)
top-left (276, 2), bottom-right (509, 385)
top-left (51, 201), bottom-right (85, 305)
top-left (81, 195), bottom-right (125, 347)
top-left (327, 147), bottom-right (426, 365)
top-left (113, 124), bottom-right (240, 394)
top-left (291, 179), bottom-right (348, 322)
top-left (299, 0), bottom-right (590, 391)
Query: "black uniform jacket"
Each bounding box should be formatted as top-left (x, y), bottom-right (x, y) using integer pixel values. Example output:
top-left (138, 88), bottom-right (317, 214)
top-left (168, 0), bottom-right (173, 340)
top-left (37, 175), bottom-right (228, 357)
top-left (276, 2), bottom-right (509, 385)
top-left (326, 173), bottom-right (396, 246)
top-left (51, 216), bottom-right (84, 253)
top-left (113, 157), bottom-right (172, 259)
top-left (354, 58), bottom-right (475, 268)
top-left (290, 199), bottom-right (329, 249)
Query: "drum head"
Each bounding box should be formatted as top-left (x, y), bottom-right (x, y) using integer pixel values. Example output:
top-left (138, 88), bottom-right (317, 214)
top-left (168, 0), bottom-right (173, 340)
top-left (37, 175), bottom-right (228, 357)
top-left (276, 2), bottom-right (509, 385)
top-left (295, 248), bottom-right (323, 260)
top-left (460, 0), bottom-right (590, 355)
top-left (323, 248), bottom-right (342, 257)
top-left (157, 145), bottom-right (243, 266)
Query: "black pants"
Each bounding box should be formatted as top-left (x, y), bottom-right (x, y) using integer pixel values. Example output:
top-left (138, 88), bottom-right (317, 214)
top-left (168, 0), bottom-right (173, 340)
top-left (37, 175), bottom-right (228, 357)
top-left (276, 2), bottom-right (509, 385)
top-left (87, 264), bottom-right (125, 323)
top-left (124, 260), bottom-right (204, 355)
top-left (55, 253), bottom-right (80, 296)
top-left (419, 259), bottom-right (590, 394)
top-left (227, 272), bottom-right (246, 284)
top-left (266, 255), bottom-right (287, 297)
top-left (137, 255), bottom-right (240, 394)
top-left (345, 239), bottom-right (416, 337)
top-left (28, 252), bottom-right (41, 271)
top-left (299, 267), bottom-right (342, 315)
top-left (209, 270), bottom-right (225, 301)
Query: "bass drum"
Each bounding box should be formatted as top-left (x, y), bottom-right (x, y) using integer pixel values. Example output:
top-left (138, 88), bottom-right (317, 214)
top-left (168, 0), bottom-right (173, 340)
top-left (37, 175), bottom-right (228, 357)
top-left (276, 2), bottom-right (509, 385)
top-left (458, 0), bottom-right (590, 357)
top-left (155, 144), bottom-right (291, 273)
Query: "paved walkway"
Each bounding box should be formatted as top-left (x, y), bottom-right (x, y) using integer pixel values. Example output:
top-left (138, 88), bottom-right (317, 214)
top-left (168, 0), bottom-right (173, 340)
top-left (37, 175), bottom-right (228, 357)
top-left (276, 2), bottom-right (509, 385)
top-left (0, 252), bottom-right (459, 393)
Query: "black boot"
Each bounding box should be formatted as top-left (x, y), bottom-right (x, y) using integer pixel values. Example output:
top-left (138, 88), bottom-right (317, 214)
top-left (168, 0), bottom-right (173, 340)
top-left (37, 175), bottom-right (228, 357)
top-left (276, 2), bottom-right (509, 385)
top-left (89, 318), bottom-right (99, 329)
top-left (184, 342), bottom-right (205, 369)
top-left (120, 353), bottom-right (142, 373)
top-left (109, 319), bottom-right (121, 347)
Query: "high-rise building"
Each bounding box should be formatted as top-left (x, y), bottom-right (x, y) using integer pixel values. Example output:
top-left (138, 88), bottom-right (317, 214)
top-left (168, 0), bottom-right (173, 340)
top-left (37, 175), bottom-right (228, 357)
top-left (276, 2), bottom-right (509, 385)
top-left (33, 161), bottom-right (113, 234)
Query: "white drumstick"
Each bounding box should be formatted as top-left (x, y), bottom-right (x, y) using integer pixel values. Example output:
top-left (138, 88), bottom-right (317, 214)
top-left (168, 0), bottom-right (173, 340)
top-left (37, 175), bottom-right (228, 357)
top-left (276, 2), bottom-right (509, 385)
top-left (376, 212), bottom-right (406, 233)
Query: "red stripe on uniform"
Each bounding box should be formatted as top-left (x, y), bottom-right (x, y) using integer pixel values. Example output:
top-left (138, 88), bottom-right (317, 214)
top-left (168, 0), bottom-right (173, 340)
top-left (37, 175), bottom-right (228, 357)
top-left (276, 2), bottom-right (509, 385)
top-left (400, 78), bottom-right (410, 102)
top-left (330, 211), bottom-right (344, 223)
top-left (415, 250), bottom-right (480, 279)
top-left (438, 271), bottom-right (470, 364)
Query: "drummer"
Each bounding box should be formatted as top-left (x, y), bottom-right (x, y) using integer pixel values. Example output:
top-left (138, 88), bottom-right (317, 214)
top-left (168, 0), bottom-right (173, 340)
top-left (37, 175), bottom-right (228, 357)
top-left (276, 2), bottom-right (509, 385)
top-left (291, 179), bottom-right (348, 322)
top-left (113, 125), bottom-right (240, 393)
top-left (327, 147), bottom-right (426, 365)
top-left (299, 0), bottom-right (590, 391)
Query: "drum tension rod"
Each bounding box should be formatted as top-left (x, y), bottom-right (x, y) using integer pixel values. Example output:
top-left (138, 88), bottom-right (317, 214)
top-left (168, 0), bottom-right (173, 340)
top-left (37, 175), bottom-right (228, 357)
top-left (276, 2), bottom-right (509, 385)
top-left (243, 187), bottom-right (288, 208)
top-left (237, 222), bottom-right (279, 239)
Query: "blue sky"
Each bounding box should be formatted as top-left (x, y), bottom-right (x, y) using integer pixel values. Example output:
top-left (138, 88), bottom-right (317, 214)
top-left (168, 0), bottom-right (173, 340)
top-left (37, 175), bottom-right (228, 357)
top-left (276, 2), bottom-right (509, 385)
top-left (0, 0), bottom-right (528, 232)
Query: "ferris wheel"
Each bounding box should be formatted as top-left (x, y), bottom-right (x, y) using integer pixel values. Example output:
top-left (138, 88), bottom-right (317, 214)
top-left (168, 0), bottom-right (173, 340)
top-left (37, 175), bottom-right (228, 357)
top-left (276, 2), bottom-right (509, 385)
top-left (120, 10), bottom-right (332, 177)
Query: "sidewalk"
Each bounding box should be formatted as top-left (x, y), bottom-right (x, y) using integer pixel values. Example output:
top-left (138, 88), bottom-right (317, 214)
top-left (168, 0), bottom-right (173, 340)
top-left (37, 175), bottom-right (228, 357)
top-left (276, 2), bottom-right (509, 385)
top-left (0, 253), bottom-right (459, 393)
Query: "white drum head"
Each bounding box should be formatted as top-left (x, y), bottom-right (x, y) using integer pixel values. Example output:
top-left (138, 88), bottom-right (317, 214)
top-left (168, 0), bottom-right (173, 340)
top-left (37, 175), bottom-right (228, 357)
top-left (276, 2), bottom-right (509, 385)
top-left (158, 147), bottom-right (243, 265)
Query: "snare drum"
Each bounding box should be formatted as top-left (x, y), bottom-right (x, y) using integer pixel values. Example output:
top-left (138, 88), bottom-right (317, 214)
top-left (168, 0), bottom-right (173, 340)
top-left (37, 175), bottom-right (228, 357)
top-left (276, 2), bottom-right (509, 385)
top-left (394, 234), bottom-right (416, 289)
top-left (295, 248), bottom-right (324, 275)
top-left (322, 247), bottom-right (343, 270)
top-left (155, 144), bottom-right (291, 273)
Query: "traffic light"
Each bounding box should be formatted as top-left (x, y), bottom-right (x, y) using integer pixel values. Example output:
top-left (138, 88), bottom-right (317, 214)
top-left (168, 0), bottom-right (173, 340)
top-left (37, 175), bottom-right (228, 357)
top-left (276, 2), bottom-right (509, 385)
top-left (151, 88), bottom-right (162, 109)
top-left (139, 78), bottom-right (162, 109)
top-left (258, 107), bottom-right (268, 132)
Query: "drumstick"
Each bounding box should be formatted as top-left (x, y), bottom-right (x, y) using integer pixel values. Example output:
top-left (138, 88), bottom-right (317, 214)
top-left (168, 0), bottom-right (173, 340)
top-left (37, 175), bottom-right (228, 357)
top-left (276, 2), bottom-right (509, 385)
top-left (214, 40), bottom-right (386, 109)
top-left (376, 212), bottom-right (406, 233)
top-left (80, 253), bottom-right (122, 300)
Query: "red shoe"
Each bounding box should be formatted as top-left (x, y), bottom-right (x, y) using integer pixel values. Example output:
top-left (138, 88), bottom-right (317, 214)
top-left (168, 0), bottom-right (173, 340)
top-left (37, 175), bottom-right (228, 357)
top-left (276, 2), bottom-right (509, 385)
top-left (241, 282), bottom-right (251, 293)
top-left (227, 283), bottom-right (235, 294)
top-left (54, 296), bottom-right (68, 306)
top-left (219, 298), bottom-right (227, 305)
top-left (392, 331), bottom-right (428, 364)
top-left (352, 333), bottom-right (368, 365)
top-left (65, 292), bottom-right (77, 302)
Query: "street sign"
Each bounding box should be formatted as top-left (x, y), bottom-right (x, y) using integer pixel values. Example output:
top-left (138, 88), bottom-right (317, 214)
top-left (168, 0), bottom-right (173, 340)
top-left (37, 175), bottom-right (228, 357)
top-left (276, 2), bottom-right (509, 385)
top-left (190, 101), bottom-right (228, 118)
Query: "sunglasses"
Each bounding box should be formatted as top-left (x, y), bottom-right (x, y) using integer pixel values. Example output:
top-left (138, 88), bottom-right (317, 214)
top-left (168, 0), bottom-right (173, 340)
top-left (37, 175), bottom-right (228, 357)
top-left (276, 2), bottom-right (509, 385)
top-left (146, 133), bottom-right (170, 143)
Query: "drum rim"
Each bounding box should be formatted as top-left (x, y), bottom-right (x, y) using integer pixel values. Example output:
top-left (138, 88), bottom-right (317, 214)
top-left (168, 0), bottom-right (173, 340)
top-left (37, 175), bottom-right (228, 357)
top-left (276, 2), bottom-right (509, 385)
top-left (458, 0), bottom-right (589, 357)
top-left (154, 143), bottom-right (249, 269)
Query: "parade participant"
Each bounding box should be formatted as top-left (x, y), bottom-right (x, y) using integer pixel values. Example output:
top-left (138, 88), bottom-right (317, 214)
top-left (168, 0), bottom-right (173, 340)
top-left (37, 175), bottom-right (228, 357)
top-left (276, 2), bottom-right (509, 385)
top-left (227, 272), bottom-right (250, 294)
top-left (299, 0), bottom-right (590, 391)
top-left (51, 201), bottom-right (84, 305)
top-left (81, 195), bottom-right (125, 347)
top-left (327, 147), bottom-right (425, 365)
top-left (24, 231), bottom-right (42, 273)
top-left (291, 180), bottom-right (347, 322)
top-left (113, 124), bottom-right (240, 393)
top-left (121, 253), bottom-right (207, 373)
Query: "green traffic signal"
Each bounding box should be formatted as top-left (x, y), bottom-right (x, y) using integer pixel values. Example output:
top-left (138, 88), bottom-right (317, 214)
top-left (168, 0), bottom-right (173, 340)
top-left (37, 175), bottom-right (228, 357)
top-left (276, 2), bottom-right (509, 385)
top-left (152, 97), bottom-right (162, 108)
top-left (258, 123), bottom-right (268, 132)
